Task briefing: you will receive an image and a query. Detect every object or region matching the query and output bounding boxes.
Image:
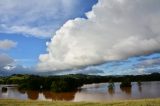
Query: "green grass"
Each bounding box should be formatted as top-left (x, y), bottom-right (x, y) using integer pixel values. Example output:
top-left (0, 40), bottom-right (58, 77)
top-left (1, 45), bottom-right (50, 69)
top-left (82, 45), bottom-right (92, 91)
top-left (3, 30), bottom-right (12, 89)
top-left (9, 75), bottom-right (29, 81)
top-left (0, 98), bottom-right (160, 106)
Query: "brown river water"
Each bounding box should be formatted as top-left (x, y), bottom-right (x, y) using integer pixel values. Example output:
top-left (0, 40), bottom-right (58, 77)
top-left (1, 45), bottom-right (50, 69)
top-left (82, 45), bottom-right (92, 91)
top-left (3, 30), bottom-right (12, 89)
top-left (0, 81), bottom-right (160, 102)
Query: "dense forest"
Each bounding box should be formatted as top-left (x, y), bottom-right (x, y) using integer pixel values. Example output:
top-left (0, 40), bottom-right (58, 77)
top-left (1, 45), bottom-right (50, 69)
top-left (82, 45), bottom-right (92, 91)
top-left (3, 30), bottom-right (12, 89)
top-left (0, 73), bottom-right (160, 92)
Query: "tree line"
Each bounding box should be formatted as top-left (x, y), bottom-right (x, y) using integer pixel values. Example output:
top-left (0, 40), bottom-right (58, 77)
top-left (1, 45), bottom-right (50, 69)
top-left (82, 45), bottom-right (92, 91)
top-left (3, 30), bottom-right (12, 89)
top-left (0, 73), bottom-right (160, 92)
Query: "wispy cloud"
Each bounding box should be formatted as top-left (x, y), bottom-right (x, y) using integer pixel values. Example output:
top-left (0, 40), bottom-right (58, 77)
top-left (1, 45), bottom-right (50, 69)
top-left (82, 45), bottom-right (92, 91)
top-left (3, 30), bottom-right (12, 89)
top-left (0, 25), bottom-right (51, 38)
top-left (0, 0), bottom-right (80, 38)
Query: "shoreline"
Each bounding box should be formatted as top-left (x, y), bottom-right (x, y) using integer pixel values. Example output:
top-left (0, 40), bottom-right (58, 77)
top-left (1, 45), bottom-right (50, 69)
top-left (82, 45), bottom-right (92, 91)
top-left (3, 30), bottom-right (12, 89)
top-left (0, 98), bottom-right (160, 106)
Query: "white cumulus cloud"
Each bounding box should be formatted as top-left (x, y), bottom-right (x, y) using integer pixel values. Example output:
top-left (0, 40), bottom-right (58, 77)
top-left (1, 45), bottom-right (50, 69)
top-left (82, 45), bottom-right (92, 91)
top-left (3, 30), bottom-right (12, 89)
top-left (37, 0), bottom-right (160, 71)
top-left (0, 39), bottom-right (17, 50)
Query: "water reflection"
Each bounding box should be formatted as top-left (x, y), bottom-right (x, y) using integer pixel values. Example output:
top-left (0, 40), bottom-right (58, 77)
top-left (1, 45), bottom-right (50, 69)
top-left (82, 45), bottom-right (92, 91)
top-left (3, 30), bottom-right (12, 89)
top-left (2, 87), bottom-right (7, 93)
top-left (137, 82), bottom-right (142, 93)
top-left (18, 89), bottom-right (25, 94)
top-left (120, 87), bottom-right (132, 95)
top-left (43, 91), bottom-right (76, 101)
top-left (27, 91), bottom-right (39, 100)
top-left (0, 81), bottom-right (160, 102)
top-left (108, 88), bottom-right (115, 95)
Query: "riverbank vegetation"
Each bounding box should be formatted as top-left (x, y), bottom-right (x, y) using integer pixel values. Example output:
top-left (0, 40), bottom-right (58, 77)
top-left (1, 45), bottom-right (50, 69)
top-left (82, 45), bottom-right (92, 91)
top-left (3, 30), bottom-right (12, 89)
top-left (120, 78), bottom-right (132, 88)
top-left (0, 73), bottom-right (160, 92)
top-left (0, 98), bottom-right (160, 106)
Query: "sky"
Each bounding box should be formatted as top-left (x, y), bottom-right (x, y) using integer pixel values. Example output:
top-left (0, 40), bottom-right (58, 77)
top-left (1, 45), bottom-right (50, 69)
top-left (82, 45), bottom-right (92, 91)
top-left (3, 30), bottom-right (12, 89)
top-left (0, 0), bottom-right (160, 75)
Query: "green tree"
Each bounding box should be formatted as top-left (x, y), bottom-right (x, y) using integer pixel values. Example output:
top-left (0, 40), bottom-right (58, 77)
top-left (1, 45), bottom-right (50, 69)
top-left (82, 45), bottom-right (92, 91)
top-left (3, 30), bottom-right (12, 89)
top-left (108, 79), bottom-right (115, 89)
top-left (120, 78), bottom-right (131, 88)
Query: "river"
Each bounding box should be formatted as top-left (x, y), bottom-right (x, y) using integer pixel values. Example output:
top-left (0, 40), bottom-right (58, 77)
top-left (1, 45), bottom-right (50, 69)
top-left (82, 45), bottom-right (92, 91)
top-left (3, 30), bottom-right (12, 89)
top-left (0, 81), bottom-right (160, 102)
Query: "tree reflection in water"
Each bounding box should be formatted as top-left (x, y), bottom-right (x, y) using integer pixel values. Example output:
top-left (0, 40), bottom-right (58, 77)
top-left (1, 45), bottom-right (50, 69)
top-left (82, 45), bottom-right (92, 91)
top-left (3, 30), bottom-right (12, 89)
top-left (137, 82), bottom-right (142, 93)
top-left (138, 86), bottom-right (142, 93)
top-left (18, 89), bottom-right (25, 94)
top-left (2, 87), bottom-right (7, 93)
top-left (27, 91), bottom-right (39, 100)
top-left (23, 90), bottom-right (76, 101)
top-left (43, 91), bottom-right (76, 101)
top-left (108, 88), bottom-right (115, 96)
top-left (120, 87), bottom-right (132, 95)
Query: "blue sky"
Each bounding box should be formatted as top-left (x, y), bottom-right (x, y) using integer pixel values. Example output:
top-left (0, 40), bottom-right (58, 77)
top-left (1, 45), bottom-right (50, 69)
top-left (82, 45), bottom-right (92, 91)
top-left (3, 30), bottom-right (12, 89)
top-left (0, 0), bottom-right (98, 67)
top-left (0, 0), bottom-right (160, 75)
top-left (0, 33), bottom-right (48, 66)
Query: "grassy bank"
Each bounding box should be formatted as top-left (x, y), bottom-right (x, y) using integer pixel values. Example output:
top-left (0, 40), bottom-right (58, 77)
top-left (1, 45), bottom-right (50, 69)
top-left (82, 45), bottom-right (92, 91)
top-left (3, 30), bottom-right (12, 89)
top-left (0, 98), bottom-right (160, 106)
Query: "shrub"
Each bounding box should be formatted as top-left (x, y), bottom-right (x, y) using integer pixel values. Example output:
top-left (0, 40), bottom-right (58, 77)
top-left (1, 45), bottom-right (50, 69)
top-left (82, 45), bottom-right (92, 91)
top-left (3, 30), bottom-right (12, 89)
top-left (0, 78), bottom-right (4, 84)
top-left (51, 77), bottom-right (80, 92)
top-left (108, 79), bottom-right (115, 89)
top-left (120, 78), bottom-right (131, 88)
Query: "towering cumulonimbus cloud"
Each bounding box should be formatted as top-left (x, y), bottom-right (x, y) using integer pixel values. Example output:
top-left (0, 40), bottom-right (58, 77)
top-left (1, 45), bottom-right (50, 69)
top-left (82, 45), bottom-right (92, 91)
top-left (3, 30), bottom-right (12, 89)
top-left (37, 0), bottom-right (160, 71)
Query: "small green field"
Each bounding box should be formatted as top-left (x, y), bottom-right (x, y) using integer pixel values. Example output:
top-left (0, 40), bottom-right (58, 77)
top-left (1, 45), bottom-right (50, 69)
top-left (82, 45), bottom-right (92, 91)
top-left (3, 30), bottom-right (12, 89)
top-left (0, 98), bottom-right (160, 106)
